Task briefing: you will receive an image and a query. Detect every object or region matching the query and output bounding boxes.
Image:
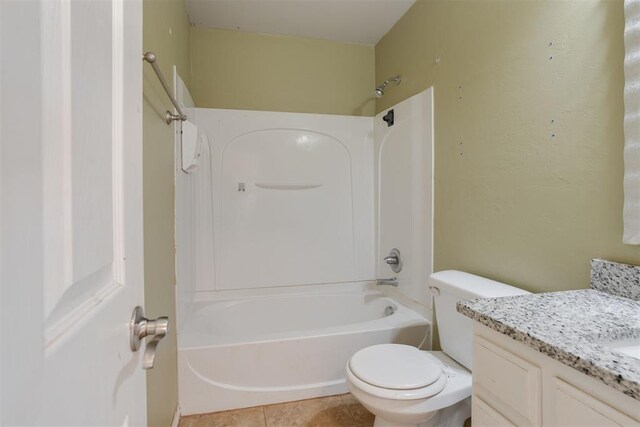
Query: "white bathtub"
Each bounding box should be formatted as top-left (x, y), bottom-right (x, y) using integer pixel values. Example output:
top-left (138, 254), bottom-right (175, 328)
top-left (177, 285), bottom-right (430, 415)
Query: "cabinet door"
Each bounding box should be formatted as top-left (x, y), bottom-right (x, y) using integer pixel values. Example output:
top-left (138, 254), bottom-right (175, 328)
top-left (472, 397), bottom-right (516, 427)
top-left (473, 336), bottom-right (542, 426)
top-left (553, 378), bottom-right (640, 427)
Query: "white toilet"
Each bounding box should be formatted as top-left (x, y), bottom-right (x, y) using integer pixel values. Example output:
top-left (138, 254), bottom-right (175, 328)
top-left (346, 270), bottom-right (530, 427)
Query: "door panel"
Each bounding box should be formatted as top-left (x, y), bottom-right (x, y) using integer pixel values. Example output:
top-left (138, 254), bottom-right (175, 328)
top-left (1, 0), bottom-right (146, 425)
top-left (42, 0), bottom-right (121, 350)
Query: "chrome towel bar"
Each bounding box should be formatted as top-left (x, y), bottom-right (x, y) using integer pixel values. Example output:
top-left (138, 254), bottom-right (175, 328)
top-left (143, 51), bottom-right (187, 125)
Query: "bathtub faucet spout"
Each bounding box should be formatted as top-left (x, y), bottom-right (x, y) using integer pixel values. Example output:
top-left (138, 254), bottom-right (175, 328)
top-left (376, 277), bottom-right (398, 287)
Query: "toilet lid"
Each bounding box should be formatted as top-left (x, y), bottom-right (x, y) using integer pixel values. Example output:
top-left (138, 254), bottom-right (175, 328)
top-left (349, 344), bottom-right (443, 390)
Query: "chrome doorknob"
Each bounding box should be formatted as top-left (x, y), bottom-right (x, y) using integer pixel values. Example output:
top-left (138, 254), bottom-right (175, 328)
top-left (130, 306), bottom-right (170, 370)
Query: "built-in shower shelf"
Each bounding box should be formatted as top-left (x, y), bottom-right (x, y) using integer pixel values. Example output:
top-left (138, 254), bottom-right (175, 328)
top-left (254, 183), bottom-right (323, 190)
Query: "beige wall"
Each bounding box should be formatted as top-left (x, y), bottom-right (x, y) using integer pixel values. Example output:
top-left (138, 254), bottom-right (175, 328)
top-left (191, 28), bottom-right (376, 116)
top-left (143, 0), bottom-right (191, 425)
top-left (376, 0), bottom-right (639, 294)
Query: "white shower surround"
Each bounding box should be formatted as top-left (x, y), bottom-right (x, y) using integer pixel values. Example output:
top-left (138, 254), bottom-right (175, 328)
top-left (193, 108), bottom-right (376, 292)
top-left (375, 89), bottom-right (434, 309)
top-left (174, 90), bottom-right (434, 414)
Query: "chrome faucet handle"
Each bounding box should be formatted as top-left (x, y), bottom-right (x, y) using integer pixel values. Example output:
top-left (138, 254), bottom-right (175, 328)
top-left (384, 255), bottom-right (399, 265)
top-left (383, 248), bottom-right (403, 273)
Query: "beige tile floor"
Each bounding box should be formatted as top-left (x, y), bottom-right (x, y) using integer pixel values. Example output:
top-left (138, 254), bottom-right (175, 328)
top-left (178, 394), bottom-right (375, 427)
top-left (179, 394), bottom-right (473, 427)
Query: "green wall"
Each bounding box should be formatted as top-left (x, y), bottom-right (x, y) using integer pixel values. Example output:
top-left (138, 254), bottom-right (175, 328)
top-left (142, 0), bottom-right (191, 425)
top-left (142, 0), bottom-right (640, 418)
top-left (191, 28), bottom-right (376, 116)
top-left (376, 0), bottom-right (639, 294)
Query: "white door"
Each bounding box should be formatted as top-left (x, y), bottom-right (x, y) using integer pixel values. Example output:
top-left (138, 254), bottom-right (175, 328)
top-left (1, 0), bottom-right (147, 425)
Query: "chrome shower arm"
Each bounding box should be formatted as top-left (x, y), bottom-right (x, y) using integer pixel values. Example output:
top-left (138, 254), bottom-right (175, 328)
top-left (374, 75), bottom-right (402, 98)
top-left (385, 75), bottom-right (401, 85)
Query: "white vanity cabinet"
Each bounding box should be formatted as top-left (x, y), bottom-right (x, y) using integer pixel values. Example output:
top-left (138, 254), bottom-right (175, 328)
top-left (471, 323), bottom-right (640, 427)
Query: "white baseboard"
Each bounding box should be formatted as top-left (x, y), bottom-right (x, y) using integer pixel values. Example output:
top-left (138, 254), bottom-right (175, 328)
top-left (170, 403), bottom-right (181, 427)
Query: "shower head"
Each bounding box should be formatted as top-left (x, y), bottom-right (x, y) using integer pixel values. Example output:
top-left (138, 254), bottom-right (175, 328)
top-left (374, 75), bottom-right (401, 98)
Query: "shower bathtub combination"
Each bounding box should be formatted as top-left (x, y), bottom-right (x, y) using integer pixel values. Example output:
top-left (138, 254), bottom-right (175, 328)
top-left (178, 284), bottom-right (428, 415)
top-left (174, 82), bottom-right (434, 415)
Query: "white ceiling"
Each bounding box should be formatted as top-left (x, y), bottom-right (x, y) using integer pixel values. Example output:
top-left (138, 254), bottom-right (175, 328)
top-left (185, 0), bottom-right (416, 45)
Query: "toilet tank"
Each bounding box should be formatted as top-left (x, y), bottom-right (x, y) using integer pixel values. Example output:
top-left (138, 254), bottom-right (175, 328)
top-left (430, 270), bottom-right (530, 371)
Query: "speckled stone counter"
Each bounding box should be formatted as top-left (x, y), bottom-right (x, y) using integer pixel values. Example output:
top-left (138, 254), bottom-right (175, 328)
top-left (457, 289), bottom-right (640, 400)
top-left (591, 258), bottom-right (640, 300)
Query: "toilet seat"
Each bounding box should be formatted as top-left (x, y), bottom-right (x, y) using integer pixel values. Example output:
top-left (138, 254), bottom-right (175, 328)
top-left (347, 344), bottom-right (448, 400)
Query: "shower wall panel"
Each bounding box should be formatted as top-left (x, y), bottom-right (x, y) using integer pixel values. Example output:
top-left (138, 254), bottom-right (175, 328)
top-left (194, 109), bottom-right (374, 291)
top-left (375, 89), bottom-right (434, 309)
top-left (174, 70), bottom-right (199, 329)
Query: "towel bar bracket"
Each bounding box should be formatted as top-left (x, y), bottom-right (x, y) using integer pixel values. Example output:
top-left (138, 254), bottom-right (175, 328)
top-left (165, 111), bottom-right (183, 125)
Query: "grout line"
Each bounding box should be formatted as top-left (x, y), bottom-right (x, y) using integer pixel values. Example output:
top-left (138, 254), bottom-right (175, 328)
top-left (340, 395), bottom-right (359, 426)
top-left (261, 405), bottom-right (269, 427)
top-left (344, 404), bottom-right (359, 425)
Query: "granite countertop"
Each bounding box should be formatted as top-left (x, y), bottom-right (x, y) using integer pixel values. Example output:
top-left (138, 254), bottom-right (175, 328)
top-left (457, 259), bottom-right (640, 401)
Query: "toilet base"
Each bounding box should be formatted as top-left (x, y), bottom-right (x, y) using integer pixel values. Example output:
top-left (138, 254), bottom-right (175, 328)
top-left (372, 396), bottom-right (471, 427)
